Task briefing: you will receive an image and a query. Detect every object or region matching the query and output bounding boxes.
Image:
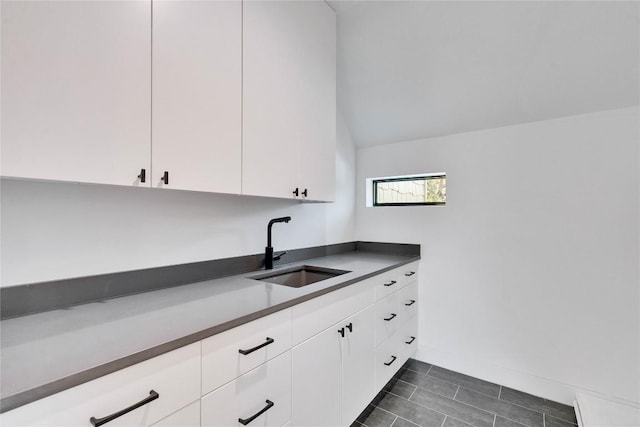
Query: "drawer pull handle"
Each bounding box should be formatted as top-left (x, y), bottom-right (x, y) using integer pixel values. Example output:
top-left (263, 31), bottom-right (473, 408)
top-left (383, 280), bottom-right (397, 287)
top-left (384, 356), bottom-right (397, 366)
top-left (137, 168), bottom-right (146, 183)
top-left (89, 390), bottom-right (159, 427)
top-left (405, 336), bottom-right (416, 344)
top-left (239, 337), bottom-right (275, 355)
top-left (238, 399), bottom-right (275, 425)
top-left (405, 271), bottom-right (416, 277)
top-left (345, 322), bottom-right (353, 333)
top-left (384, 313), bottom-right (397, 321)
top-left (405, 300), bottom-right (416, 306)
top-left (338, 327), bottom-right (345, 337)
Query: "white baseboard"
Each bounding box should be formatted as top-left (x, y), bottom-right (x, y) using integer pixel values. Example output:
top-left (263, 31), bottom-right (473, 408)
top-left (415, 344), bottom-right (639, 407)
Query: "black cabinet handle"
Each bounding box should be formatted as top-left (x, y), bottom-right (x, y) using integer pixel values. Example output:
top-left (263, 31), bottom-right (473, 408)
top-left (137, 169), bottom-right (146, 183)
top-left (301, 188), bottom-right (308, 197)
top-left (338, 327), bottom-right (345, 337)
top-left (405, 336), bottom-right (416, 344)
top-left (238, 399), bottom-right (274, 425)
top-left (384, 313), bottom-right (397, 321)
top-left (405, 300), bottom-right (416, 306)
top-left (293, 188), bottom-right (299, 197)
top-left (345, 322), bottom-right (353, 333)
top-left (239, 337), bottom-right (275, 355)
top-left (383, 280), bottom-right (397, 287)
top-left (161, 171), bottom-right (169, 185)
top-left (89, 390), bottom-right (159, 426)
top-left (405, 271), bottom-right (416, 277)
top-left (384, 356), bottom-right (397, 366)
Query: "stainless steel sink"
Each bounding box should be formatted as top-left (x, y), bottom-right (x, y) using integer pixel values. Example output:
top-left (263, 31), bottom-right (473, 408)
top-left (250, 265), bottom-right (350, 288)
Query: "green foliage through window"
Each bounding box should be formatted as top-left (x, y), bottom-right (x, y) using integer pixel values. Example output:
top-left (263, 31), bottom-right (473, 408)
top-left (373, 175), bottom-right (446, 206)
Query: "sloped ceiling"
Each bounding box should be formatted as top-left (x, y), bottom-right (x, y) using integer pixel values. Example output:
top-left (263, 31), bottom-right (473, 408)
top-left (334, 1), bottom-right (640, 147)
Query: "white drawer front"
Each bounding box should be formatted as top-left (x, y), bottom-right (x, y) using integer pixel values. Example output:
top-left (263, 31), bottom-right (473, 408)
top-left (375, 291), bottom-right (405, 346)
top-left (292, 279), bottom-right (374, 345)
top-left (202, 351), bottom-right (292, 427)
top-left (399, 316), bottom-right (418, 360)
top-left (150, 400), bottom-right (200, 427)
top-left (202, 308), bottom-right (292, 395)
top-left (399, 281), bottom-right (418, 320)
top-left (1, 343), bottom-right (201, 427)
top-left (375, 336), bottom-right (406, 392)
top-left (374, 262), bottom-right (418, 300)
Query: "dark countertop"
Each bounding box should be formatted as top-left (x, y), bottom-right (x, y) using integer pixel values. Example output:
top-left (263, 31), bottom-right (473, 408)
top-left (0, 251), bottom-right (419, 413)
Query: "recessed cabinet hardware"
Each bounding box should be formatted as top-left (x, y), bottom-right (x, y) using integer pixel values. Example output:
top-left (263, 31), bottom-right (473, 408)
top-left (89, 390), bottom-right (159, 427)
top-left (405, 300), bottom-right (416, 306)
top-left (383, 313), bottom-right (397, 321)
top-left (345, 322), bottom-right (353, 333)
top-left (137, 168), bottom-right (146, 183)
top-left (405, 271), bottom-right (416, 277)
top-left (405, 336), bottom-right (416, 344)
top-left (384, 356), bottom-right (397, 366)
top-left (161, 171), bottom-right (169, 185)
top-left (301, 188), bottom-right (308, 197)
top-left (293, 188), bottom-right (299, 197)
top-left (338, 327), bottom-right (345, 337)
top-left (238, 399), bottom-right (274, 425)
top-left (238, 337), bottom-right (275, 355)
top-left (383, 280), bottom-right (397, 287)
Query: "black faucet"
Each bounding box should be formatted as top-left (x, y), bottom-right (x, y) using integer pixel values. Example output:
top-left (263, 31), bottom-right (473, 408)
top-left (265, 216), bottom-right (291, 269)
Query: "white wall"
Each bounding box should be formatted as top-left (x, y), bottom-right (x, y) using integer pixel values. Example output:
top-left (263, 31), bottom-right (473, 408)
top-left (356, 107), bottom-right (639, 405)
top-left (0, 114), bottom-right (356, 287)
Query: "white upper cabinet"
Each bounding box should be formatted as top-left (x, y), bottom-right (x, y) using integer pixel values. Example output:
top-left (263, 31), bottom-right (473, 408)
top-left (1, 0), bottom-right (151, 187)
top-left (242, 0), bottom-right (336, 202)
top-left (152, 0), bottom-right (242, 193)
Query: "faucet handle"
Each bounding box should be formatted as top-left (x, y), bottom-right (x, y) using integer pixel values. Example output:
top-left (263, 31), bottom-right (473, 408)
top-left (273, 251), bottom-right (288, 261)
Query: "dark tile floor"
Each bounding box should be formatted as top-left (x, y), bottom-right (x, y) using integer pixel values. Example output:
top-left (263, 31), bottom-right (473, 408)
top-left (353, 359), bottom-right (578, 427)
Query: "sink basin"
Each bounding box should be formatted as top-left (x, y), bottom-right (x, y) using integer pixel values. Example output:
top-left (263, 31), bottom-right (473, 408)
top-left (250, 265), bottom-right (350, 288)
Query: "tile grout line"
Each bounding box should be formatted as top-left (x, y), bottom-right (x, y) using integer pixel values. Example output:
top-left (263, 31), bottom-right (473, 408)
top-left (453, 385), bottom-right (460, 400)
top-left (499, 386), bottom-right (503, 399)
top-left (543, 413), bottom-right (546, 427)
top-left (404, 366), bottom-right (502, 401)
top-left (408, 384), bottom-right (418, 400)
top-left (440, 415), bottom-right (448, 427)
top-left (389, 415), bottom-right (399, 427)
top-left (493, 414), bottom-right (497, 427)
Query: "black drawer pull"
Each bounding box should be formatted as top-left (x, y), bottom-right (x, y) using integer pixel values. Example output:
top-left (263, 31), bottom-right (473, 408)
top-left (338, 327), bottom-right (345, 337)
top-left (384, 313), bottom-right (397, 321)
top-left (405, 271), bottom-right (416, 277)
top-left (89, 390), bottom-right (158, 426)
top-left (137, 169), bottom-right (146, 183)
top-left (161, 171), bottom-right (169, 185)
top-left (405, 300), bottom-right (416, 306)
top-left (383, 280), bottom-right (397, 287)
top-left (345, 322), bottom-right (353, 333)
top-left (239, 337), bottom-right (275, 355)
top-left (238, 399), bottom-right (274, 425)
top-left (384, 356), bottom-right (397, 366)
top-left (405, 336), bottom-right (416, 344)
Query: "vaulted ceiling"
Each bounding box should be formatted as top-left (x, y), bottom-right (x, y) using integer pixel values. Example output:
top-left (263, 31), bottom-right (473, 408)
top-left (333, 1), bottom-right (640, 147)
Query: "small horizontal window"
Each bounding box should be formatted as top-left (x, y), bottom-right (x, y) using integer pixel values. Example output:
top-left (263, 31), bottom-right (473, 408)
top-left (373, 174), bottom-right (446, 206)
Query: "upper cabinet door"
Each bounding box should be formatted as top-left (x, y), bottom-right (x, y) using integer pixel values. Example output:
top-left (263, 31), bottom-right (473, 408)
top-left (242, 1), bottom-right (337, 201)
top-left (1, 1), bottom-right (151, 187)
top-left (152, 0), bottom-right (241, 193)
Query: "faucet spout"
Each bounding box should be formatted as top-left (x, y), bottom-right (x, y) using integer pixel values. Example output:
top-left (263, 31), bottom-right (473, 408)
top-left (265, 216), bottom-right (291, 269)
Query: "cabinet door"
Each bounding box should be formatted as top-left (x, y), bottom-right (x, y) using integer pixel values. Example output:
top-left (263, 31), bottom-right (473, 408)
top-left (296, 2), bottom-right (336, 203)
top-left (1, 0), bottom-right (151, 186)
top-left (341, 306), bottom-right (376, 427)
top-left (152, 0), bottom-right (241, 193)
top-left (291, 325), bottom-right (342, 427)
top-left (242, 1), bottom-right (335, 200)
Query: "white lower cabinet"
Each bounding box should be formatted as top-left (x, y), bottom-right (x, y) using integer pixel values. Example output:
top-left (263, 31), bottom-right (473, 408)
top-left (1, 262), bottom-right (419, 427)
top-left (0, 343), bottom-right (201, 427)
top-left (201, 351), bottom-right (292, 427)
top-left (291, 322), bottom-right (342, 427)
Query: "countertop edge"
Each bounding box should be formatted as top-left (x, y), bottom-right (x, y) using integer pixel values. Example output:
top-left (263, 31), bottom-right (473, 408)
top-left (0, 255), bottom-right (420, 413)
